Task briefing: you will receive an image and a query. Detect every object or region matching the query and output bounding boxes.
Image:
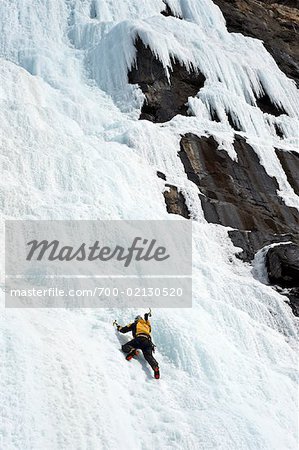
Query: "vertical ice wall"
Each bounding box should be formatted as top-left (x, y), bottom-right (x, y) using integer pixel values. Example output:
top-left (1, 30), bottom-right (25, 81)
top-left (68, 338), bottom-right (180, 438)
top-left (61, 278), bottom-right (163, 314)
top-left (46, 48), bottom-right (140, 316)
top-left (0, 1), bottom-right (298, 449)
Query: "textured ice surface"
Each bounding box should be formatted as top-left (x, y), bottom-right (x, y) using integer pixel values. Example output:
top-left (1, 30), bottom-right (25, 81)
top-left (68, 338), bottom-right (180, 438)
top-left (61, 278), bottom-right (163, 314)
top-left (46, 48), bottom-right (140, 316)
top-left (0, 1), bottom-right (298, 449)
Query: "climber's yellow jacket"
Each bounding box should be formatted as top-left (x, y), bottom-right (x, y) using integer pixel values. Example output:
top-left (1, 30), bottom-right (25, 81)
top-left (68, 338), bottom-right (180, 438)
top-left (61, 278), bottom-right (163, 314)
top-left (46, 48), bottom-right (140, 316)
top-left (136, 319), bottom-right (151, 336)
top-left (118, 318), bottom-right (151, 338)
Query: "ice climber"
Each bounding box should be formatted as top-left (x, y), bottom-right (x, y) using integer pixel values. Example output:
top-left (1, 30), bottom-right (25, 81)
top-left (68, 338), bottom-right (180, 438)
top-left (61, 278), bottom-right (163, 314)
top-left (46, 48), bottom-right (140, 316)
top-left (116, 312), bottom-right (160, 379)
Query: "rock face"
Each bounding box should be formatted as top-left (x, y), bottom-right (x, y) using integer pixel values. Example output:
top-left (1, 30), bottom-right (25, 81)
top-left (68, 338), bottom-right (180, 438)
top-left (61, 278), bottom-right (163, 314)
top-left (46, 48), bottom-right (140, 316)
top-left (177, 133), bottom-right (299, 313)
top-left (163, 184), bottom-right (190, 218)
top-left (227, 229), bottom-right (295, 262)
top-left (266, 243), bottom-right (299, 287)
top-left (128, 38), bottom-right (206, 123)
top-left (212, 0), bottom-right (299, 85)
top-left (156, 171), bottom-right (190, 218)
top-left (179, 133), bottom-right (299, 235)
top-left (275, 149), bottom-right (299, 196)
top-left (266, 243), bottom-right (299, 315)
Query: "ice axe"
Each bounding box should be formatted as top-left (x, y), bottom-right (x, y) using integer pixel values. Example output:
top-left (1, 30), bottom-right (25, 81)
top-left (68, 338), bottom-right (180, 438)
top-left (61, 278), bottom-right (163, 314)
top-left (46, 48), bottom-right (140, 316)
top-left (113, 319), bottom-right (119, 328)
top-left (144, 308), bottom-right (152, 320)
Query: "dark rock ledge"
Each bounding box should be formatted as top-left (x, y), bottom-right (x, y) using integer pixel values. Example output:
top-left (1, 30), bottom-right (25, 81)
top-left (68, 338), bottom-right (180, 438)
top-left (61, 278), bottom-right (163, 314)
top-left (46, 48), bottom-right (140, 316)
top-left (163, 184), bottom-right (190, 219)
top-left (128, 38), bottom-right (206, 123)
top-left (266, 243), bottom-right (299, 316)
top-left (178, 133), bottom-right (299, 242)
top-left (165, 133), bottom-right (299, 315)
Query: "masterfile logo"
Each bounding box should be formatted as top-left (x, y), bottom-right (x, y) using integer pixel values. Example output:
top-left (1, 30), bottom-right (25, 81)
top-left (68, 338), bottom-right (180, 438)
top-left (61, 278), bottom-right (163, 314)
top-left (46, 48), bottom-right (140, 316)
top-left (5, 220), bottom-right (192, 308)
top-left (26, 237), bottom-right (170, 266)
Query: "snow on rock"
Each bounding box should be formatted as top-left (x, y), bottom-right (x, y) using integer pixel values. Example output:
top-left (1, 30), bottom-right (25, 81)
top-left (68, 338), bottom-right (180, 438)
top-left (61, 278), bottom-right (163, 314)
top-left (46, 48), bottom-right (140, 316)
top-left (0, 0), bottom-right (298, 449)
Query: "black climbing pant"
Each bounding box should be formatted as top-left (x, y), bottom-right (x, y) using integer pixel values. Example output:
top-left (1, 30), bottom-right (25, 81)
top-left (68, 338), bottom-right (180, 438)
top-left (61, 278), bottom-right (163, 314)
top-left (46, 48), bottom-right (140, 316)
top-left (122, 336), bottom-right (158, 370)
